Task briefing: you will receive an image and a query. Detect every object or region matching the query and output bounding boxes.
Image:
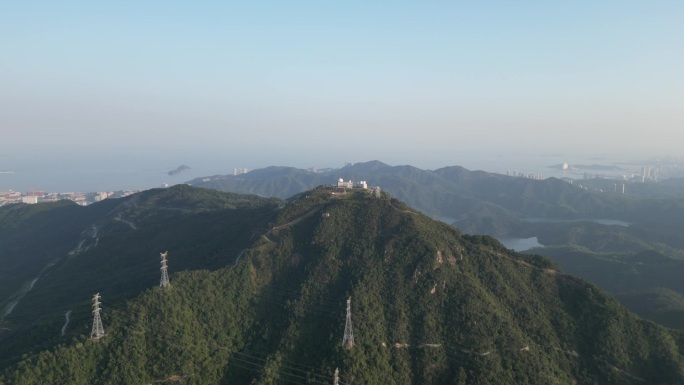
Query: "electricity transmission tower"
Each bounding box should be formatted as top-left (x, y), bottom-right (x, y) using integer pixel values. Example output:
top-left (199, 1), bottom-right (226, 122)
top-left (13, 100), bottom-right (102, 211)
top-left (342, 297), bottom-right (354, 349)
top-left (160, 251), bottom-right (170, 289)
top-left (90, 293), bottom-right (105, 340)
top-left (333, 368), bottom-right (340, 385)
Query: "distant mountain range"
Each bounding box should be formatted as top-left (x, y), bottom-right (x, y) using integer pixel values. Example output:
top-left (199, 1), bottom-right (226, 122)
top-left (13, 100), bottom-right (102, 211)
top-left (2, 185), bottom-right (683, 384)
top-left (187, 161), bottom-right (684, 329)
top-left (188, 160), bottom-right (628, 234)
top-left (187, 160), bottom-right (684, 236)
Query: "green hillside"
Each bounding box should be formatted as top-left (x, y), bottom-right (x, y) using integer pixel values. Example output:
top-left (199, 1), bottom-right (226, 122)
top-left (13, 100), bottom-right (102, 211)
top-left (2, 187), bottom-right (683, 384)
top-left (186, 161), bottom-right (684, 330)
top-left (0, 186), bottom-right (281, 366)
top-left (0, 199), bottom-right (121, 307)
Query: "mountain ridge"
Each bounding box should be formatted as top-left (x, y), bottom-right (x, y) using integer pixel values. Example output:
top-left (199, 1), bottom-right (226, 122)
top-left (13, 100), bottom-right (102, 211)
top-left (1, 186), bottom-right (683, 384)
top-left (184, 161), bottom-right (684, 330)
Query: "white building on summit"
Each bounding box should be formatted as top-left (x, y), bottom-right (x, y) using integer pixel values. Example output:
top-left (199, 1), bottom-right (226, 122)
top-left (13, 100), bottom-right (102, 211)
top-left (337, 179), bottom-right (353, 188)
top-left (336, 179), bottom-right (368, 189)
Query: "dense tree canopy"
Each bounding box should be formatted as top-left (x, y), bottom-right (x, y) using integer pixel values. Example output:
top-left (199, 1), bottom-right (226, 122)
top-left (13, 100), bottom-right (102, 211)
top-left (2, 187), bottom-right (683, 384)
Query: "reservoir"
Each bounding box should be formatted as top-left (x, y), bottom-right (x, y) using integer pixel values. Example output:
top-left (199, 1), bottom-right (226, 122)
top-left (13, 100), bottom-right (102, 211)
top-left (497, 237), bottom-right (543, 252)
top-left (521, 218), bottom-right (630, 227)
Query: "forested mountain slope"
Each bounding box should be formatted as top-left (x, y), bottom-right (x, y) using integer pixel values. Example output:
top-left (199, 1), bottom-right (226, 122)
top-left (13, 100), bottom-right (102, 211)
top-left (0, 186), bottom-right (281, 367)
top-left (2, 187), bottom-right (683, 384)
top-left (187, 161), bottom-right (684, 330)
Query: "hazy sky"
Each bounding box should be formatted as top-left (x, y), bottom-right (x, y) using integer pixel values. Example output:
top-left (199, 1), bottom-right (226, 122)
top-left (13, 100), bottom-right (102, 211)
top-left (1, 1), bottom-right (683, 174)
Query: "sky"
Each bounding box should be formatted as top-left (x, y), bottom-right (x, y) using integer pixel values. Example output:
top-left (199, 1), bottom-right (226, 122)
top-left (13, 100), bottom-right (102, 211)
top-left (1, 1), bottom-right (683, 190)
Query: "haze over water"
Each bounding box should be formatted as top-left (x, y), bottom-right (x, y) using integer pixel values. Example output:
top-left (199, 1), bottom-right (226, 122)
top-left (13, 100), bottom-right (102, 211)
top-left (2, 2), bottom-right (681, 192)
top-left (0, 152), bottom-right (639, 193)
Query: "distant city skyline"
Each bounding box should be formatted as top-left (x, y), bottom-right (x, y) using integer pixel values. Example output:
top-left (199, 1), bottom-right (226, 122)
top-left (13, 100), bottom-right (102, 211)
top-left (2, 1), bottom-right (683, 189)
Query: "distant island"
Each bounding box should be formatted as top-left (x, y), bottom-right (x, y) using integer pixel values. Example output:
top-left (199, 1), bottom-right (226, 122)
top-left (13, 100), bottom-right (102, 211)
top-left (167, 165), bottom-right (191, 176)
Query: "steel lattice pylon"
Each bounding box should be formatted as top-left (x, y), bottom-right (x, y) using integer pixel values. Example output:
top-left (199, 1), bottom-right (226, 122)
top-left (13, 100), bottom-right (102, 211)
top-left (160, 251), bottom-right (170, 289)
top-left (342, 297), bottom-right (354, 349)
top-left (90, 293), bottom-right (105, 340)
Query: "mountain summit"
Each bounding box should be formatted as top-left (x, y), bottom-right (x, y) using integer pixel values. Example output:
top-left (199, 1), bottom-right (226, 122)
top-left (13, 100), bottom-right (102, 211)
top-left (1, 186), bottom-right (683, 384)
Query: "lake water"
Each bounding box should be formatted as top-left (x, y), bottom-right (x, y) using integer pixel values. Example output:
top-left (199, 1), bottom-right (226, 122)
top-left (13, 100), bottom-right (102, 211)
top-left (497, 237), bottom-right (543, 252)
top-left (522, 218), bottom-right (630, 227)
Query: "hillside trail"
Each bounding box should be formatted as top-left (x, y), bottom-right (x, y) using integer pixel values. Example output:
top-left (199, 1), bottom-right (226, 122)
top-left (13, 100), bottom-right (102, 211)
top-left (388, 201), bottom-right (416, 215)
top-left (271, 207), bottom-right (321, 231)
top-left (114, 215), bottom-right (137, 230)
top-left (234, 250), bottom-right (246, 266)
top-left (230, 207), bottom-right (321, 265)
top-left (2, 259), bottom-right (57, 319)
top-left (60, 310), bottom-right (72, 336)
top-left (68, 225), bottom-right (101, 255)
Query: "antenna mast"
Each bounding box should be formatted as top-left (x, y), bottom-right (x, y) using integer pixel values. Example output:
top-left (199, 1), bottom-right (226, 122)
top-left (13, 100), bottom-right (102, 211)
top-left (160, 251), bottom-right (170, 289)
top-left (90, 293), bottom-right (105, 340)
top-left (342, 297), bottom-right (355, 349)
